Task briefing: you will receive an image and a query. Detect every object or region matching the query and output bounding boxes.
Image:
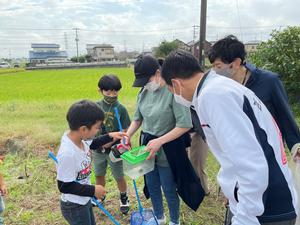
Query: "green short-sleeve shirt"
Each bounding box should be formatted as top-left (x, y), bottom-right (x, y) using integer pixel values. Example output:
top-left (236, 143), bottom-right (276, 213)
top-left (97, 100), bottom-right (131, 133)
top-left (133, 86), bottom-right (192, 166)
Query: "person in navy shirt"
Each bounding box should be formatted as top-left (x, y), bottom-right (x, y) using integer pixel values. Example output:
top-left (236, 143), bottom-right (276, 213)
top-left (209, 35), bottom-right (300, 157)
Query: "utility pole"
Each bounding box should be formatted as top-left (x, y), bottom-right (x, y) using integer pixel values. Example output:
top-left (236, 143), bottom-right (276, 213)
top-left (74, 28), bottom-right (79, 62)
top-left (199, 0), bottom-right (207, 68)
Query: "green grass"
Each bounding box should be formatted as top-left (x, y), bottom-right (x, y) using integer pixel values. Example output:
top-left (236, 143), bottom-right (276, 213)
top-left (0, 68), bottom-right (25, 75)
top-left (0, 67), bottom-right (225, 224)
top-left (0, 68), bottom-right (139, 145)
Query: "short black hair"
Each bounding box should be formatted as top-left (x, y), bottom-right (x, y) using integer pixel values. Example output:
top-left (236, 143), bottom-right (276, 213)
top-left (98, 74), bottom-right (122, 91)
top-left (157, 58), bottom-right (164, 67)
top-left (161, 50), bottom-right (203, 85)
top-left (66, 100), bottom-right (104, 130)
top-left (208, 35), bottom-right (247, 64)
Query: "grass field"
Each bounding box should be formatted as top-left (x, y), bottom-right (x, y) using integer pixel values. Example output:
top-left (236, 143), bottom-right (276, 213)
top-left (1, 67), bottom-right (297, 225)
top-left (0, 67), bottom-right (226, 225)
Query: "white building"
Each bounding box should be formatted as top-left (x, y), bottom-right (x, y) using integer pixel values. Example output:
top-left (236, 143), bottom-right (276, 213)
top-left (29, 43), bottom-right (68, 64)
top-left (86, 44), bottom-right (115, 62)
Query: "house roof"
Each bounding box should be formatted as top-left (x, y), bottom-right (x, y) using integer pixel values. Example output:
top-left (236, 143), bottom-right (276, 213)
top-left (245, 40), bottom-right (261, 45)
top-left (187, 40), bottom-right (195, 46)
top-left (86, 44), bottom-right (114, 50)
top-left (173, 39), bottom-right (190, 47)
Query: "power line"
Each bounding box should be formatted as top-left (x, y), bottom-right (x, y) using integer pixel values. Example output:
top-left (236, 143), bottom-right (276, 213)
top-left (194, 25), bottom-right (287, 29)
top-left (0, 25), bottom-right (287, 37)
top-left (0, 26), bottom-right (192, 33)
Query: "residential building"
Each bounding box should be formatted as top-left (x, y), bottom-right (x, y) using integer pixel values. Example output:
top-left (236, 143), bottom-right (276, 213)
top-left (188, 40), bottom-right (212, 59)
top-left (29, 43), bottom-right (68, 64)
top-left (86, 44), bottom-right (115, 62)
top-left (245, 40), bottom-right (261, 53)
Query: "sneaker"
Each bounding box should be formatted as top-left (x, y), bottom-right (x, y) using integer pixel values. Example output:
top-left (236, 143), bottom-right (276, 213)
top-left (169, 222), bottom-right (180, 225)
top-left (156, 215), bottom-right (166, 225)
top-left (119, 193), bottom-right (130, 214)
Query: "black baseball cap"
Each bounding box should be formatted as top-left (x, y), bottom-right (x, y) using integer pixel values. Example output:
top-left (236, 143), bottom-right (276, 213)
top-left (133, 55), bottom-right (160, 87)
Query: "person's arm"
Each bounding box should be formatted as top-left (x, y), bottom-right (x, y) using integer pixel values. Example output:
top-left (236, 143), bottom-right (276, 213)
top-left (125, 120), bottom-right (142, 145)
top-left (146, 127), bottom-right (190, 159)
top-left (146, 97), bottom-right (192, 159)
top-left (200, 93), bottom-right (268, 225)
top-left (57, 180), bottom-right (95, 197)
top-left (90, 132), bottom-right (128, 150)
top-left (100, 106), bottom-right (131, 148)
top-left (271, 76), bottom-right (300, 153)
top-left (125, 100), bottom-right (143, 145)
top-left (90, 134), bottom-right (113, 150)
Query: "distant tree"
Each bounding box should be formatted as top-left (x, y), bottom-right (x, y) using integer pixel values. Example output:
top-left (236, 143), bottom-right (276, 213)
top-left (70, 56), bottom-right (78, 62)
top-left (85, 54), bottom-right (92, 62)
top-left (248, 26), bottom-right (300, 103)
top-left (155, 40), bottom-right (179, 58)
top-left (70, 55), bottom-right (86, 63)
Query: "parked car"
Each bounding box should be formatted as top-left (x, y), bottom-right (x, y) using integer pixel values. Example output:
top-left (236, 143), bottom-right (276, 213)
top-left (0, 62), bottom-right (11, 68)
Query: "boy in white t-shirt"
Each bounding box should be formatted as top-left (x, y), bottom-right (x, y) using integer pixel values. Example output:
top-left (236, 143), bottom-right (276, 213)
top-left (57, 100), bottom-right (127, 225)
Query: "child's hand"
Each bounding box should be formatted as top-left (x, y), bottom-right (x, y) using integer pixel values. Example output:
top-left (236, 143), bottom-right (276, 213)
top-left (94, 185), bottom-right (105, 200)
top-left (123, 134), bottom-right (131, 147)
top-left (108, 132), bottom-right (129, 141)
top-left (0, 184), bottom-right (7, 196)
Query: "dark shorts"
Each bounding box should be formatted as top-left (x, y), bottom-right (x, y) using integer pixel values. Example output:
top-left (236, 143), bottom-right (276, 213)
top-left (60, 200), bottom-right (95, 225)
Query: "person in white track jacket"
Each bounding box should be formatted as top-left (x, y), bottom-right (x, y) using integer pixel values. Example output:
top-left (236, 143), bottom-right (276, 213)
top-left (161, 50), bottom-right (299, 225)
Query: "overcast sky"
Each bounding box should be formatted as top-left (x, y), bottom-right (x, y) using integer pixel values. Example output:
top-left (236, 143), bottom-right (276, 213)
top-left (0, 0), bottom-right (299, 58)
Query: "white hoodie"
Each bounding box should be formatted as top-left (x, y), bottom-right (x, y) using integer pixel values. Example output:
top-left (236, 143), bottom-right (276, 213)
top-left (193, 70), bottom-right (298, 225)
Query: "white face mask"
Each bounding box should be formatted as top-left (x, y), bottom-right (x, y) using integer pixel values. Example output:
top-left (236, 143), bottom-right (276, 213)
top-left (215, 63), bottom-right (233, 78)
top-left (172, 81), bottom-right (192, 108)
top-left (145, 78), bottom-right (160, 92)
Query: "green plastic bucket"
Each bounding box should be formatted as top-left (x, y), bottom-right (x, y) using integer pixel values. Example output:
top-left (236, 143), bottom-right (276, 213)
top-left (121, 146), bottom-right (154, 179)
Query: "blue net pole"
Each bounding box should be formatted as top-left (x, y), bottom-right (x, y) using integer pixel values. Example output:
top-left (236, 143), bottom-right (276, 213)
top-left (133, 179), bottom-right (143, 213)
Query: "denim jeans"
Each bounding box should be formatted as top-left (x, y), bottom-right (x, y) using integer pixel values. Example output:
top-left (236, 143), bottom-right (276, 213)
top-left (145, 164), bottom-right (180, 224)
top-left (60, 200), bottom-right (95, 225)
top-left (0, 196), bottom-right (4, 225)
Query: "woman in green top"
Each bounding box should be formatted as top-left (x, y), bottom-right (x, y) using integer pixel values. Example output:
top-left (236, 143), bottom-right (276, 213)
top-left (126, 55), bottom-right (192, 225)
